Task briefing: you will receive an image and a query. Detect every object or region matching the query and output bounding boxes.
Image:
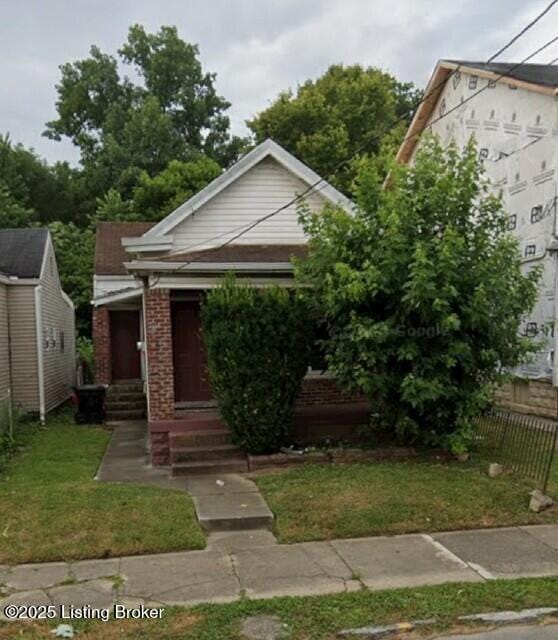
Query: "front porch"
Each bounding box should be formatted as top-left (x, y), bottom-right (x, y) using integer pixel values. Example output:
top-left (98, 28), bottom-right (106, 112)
top-left (94, 286), bottom-right (370, 470)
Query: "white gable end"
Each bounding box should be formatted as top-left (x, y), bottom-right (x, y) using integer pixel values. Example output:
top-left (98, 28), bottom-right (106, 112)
top-left (169, 156), bottom-right (328, 252)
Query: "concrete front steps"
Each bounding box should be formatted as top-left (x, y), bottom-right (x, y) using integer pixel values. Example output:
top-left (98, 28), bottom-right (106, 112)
top-left (106, 381), bottom-right (147, 421)
top-left (169, 411), bottom-right (248, 476)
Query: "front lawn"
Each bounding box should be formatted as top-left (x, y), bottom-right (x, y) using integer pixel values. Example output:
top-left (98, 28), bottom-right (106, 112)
top-left (255, 460), bottom-right (558, 543)
top-left (1, 577), bottom-right (557, 639)
top-left (0, 410), bottom-right (205, 564)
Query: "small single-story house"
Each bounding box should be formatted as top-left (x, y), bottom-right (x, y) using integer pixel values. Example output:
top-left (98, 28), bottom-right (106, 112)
top-left (0, 228), bottom-right (76, 421)
top-left (92, 139), bottom-right (368, 469)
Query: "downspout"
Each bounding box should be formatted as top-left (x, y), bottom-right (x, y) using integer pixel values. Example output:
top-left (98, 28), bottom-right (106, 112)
top-left (141, 277), bottom-right (150, 419)
top-left (34, 285), bottom-right (46, 424)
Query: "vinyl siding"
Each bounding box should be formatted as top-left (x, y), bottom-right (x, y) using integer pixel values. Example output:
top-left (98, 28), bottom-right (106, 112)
top-left (0, 282), bottom-right (9, 400)
top-left (40, 242), bottom-right (76, 411)
top-left (8, 285), bottom-right (39, 411)
top-left (171, 157), bottom-right (327, 251)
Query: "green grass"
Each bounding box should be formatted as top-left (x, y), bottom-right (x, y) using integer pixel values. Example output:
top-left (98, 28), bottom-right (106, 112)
top-left (255, 459), bottom-right (558, 543)
top-left (1, 577), bottom-right (557, 639)
top-left (0, 409), bottom-right (205, 564)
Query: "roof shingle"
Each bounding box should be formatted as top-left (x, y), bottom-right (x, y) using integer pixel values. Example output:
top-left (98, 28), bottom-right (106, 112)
top-left (0, 228), bottom-right (48, 278)
top-left (94, 222), bottom-right (155, 276)
top-left (445, 60), bottom-right (558, 88)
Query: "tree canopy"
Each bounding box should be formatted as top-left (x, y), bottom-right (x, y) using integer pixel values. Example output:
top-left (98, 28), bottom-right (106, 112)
top-left (44, 25), bottom-right (247, 199)
top-left (248, 64), bottom-right (420, 194)
top-left (296, 137), bottom-right (540, 452)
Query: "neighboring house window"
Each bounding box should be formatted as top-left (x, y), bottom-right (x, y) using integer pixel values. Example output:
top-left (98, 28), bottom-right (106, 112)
top-left (525, 322), bottom-right (538, 337)
top-left (438, 98), bottom-right (446, 117)
top-left (43, 328), bottom-right (49, 351)
top-left (531, 205), bottom-right (543, 223)
top-left (52, 328), bottom-right (58, 351)
top-left (507, 214), bottom-right (517, 231)
top-left (468, 75), bottom-right (478, 89)
top-left (60, 331), bottom-right (65, 353)
top-left (452, 71), bottom-right (461, 89)
top-left (525, 244), bottom-right (536, 257)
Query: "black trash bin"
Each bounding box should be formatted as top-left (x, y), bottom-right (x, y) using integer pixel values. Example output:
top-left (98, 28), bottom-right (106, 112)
top-left (74, 385), bottom-right (106, 424)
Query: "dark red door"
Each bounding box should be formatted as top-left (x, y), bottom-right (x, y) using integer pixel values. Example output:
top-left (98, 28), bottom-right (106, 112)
top-left (110, 310), bottom-right (141, 381)
top-left (172, 301), bottom-right (212, 402)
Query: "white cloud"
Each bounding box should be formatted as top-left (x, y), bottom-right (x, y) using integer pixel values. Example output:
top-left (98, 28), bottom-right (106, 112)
top-left (0, 0), bottom-right (553, 164)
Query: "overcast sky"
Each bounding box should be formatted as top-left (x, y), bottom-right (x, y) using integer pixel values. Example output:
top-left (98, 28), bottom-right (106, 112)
top-left (1, 0), bottom-right (556, 165)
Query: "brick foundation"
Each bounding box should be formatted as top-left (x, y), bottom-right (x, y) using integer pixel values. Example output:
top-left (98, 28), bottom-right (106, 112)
top-left (297, 375), bottom-right (365, 405)
top-left (150, 429), bottom-right (170, 466)
top-left (92, 307), bottom-right (111, 385)
top-left (145, 288), bottom-right (175, 427)
top-left (495, 378), bottom-right (558, 419)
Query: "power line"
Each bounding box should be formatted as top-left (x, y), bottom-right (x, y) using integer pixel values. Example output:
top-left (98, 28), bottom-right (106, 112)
top-left (155, 2), bottom-right (558, 273)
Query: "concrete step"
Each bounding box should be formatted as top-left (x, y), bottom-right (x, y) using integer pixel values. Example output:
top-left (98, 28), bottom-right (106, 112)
top-left (192, 491), bottom-right (274, 532)
top-left (107, 383), bottom-right (144, 394)
top-left (170, 429), bottom-right (233, 448)
top-left (171, 411), bottom-right (224, 431)
top-left (171, 459), bottom-right (248, 476)
top-left (106, 391), bottom-right (146, 402)
top-left (170, 444), bottom-right (244, 464)
top-left (106, 409), bottom-right (146, 421)
top-left (105, 400), bottom-right (147, 412)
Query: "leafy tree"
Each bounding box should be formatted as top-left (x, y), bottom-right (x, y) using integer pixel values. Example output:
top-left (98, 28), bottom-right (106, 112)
top-left (0, 184), bottom-right (36, 228)
top-left (49, 222), bottom-right (95, 335)
top-left (201, 278), bottom-right (315, 454)
top-left (94, 189), bottom-right (136, 223)
top-left (0, 134), bottom-right (81, 224)
top-left (248, 64), bottom-right (420, 193)
top-left (132, 156), bottom-right (221, 219)
top-left (45, 25), bottom-right (246, 198)
top-left (296, 136), bottom-right (540, 453)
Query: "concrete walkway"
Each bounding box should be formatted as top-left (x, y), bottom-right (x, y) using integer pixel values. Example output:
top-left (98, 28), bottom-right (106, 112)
top-left (1, 524), bottom-right (558, 615)
top-left (2, 423), bottom-right (554, 616)
top-left (97, 421), bottom-right (274, 531)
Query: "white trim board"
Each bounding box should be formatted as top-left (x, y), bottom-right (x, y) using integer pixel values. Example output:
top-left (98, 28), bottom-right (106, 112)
top-left (143, 139), bottom-right (355, 238)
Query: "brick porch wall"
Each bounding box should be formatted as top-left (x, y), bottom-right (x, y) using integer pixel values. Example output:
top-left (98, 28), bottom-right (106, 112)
top-left (145, 288), bottom-right (175, 465)
top-left (297, 375), bottom-right (366, 405)
top-left (92, 307), bottom-right (111, 385)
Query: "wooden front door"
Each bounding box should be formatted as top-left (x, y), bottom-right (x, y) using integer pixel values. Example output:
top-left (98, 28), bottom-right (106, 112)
top-left (110, 310), bottom-right (141, 381)
top-left (172, 300), bottom-right (212, 402)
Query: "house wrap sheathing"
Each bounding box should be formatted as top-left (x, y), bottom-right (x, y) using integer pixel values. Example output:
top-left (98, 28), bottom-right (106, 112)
top-left (398, 61), bottom-right (558, 415)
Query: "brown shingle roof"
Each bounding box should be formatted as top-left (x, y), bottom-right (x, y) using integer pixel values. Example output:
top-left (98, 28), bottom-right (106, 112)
top-left (161, 244), bottom-right (308, 264)
top-left (94, 222), bottom-right (155, 275)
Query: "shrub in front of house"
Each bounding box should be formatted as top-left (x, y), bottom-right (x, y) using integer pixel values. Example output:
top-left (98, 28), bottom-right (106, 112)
top-left (296, 136), bottom-right (540, 454)
top-left (201, 278), bottom-right (315, 454)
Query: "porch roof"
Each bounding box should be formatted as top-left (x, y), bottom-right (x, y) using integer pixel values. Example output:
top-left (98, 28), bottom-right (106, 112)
top-left (160, 244), bottom-right (308, 264)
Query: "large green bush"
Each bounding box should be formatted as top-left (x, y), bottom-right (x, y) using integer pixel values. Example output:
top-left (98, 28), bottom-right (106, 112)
top-left (297, 136), bottom-right (540, 453)
top-left (201, 279), bottom-right (315, 454)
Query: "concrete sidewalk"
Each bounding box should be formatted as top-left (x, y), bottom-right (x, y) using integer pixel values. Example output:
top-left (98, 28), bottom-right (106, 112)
top-left (1, 524), bottom-right (557, 615)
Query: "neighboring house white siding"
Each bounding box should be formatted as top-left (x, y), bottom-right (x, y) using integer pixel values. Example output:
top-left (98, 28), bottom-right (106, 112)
top-left (170, 157), bottom-right (327, 251)
top-left (40, 241), bottom-right (76, 412)
top-left (8, 285), bottom-right (39, 411)
top-left (416, 69), bottom-right (558, 381)
top-left (0, 282), bottom-right (10, 401)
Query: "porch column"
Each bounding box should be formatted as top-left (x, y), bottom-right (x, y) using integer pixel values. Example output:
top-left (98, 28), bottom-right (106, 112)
top-left (145, 288), bottom-right (175, 422)
top-left (92, 307), bottom-right (111, 385)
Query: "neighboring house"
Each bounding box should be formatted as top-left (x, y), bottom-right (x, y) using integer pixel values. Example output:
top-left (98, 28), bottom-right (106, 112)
top-left (93, 139), bottom-right (368, 469)
top-left (0, 228), bottom-right (76, 421)
top-left (397, 60), bottom-right (558, 417)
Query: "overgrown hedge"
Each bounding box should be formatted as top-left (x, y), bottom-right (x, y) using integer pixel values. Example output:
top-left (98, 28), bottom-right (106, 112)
top-left (201, 278), bottom-right (315, 454)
